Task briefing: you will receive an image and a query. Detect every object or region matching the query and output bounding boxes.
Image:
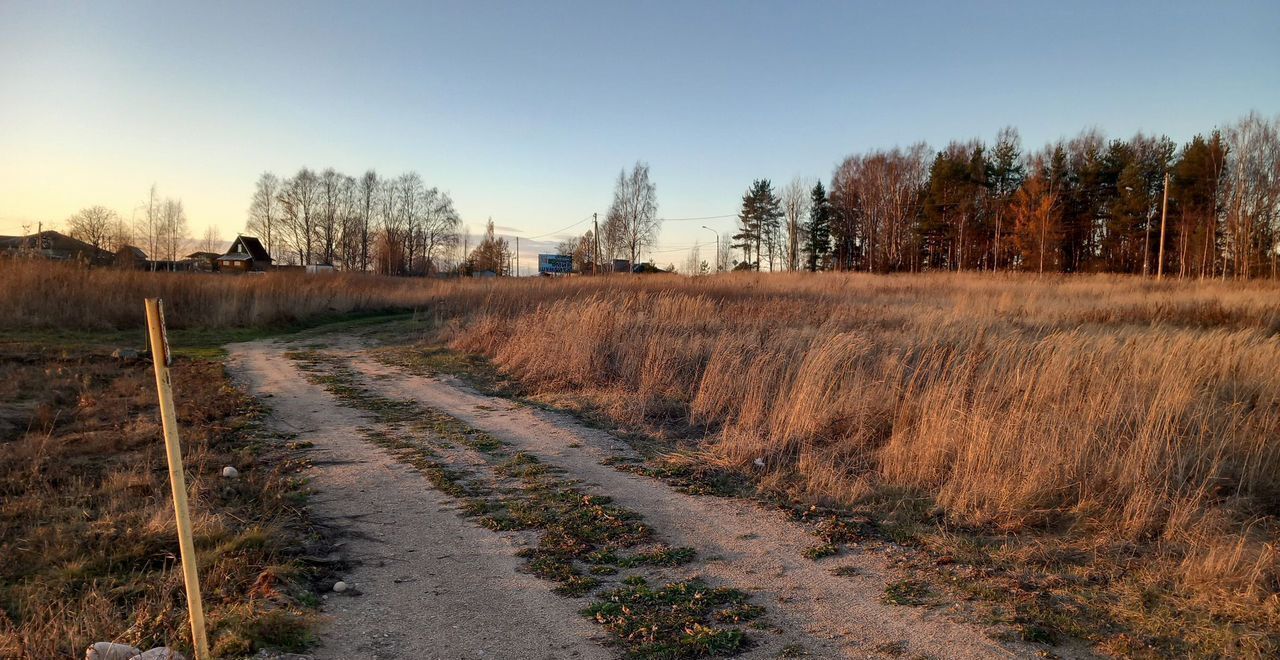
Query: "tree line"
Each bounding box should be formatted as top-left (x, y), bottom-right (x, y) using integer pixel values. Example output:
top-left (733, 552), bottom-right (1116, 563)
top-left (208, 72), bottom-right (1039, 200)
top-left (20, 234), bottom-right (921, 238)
top-left (246, 168), bottom-right (462, 275)
top-left (52, 185), bottom-right (194, 263)
top-left (732, 112), bottom-right (1280, 278)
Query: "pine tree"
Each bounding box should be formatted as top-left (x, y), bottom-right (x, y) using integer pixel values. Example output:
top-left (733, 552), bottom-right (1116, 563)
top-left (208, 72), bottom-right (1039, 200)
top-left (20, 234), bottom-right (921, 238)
top-left (804, 182), bottom-right (831, 270)
top-left (732, 182), bottom-right (761, 269)
top-left (756, 180), bottom-right (783, 270)
top-left (986, 128), bottom-right (1024, 270)
top-left (732, 179), bottom-right (781, 270)
top-left (1170, 133), bottom-right (1227, 278)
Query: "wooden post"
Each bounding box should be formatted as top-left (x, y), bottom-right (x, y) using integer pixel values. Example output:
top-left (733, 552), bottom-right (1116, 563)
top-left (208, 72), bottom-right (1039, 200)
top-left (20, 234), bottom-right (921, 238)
top-left (144, 298), bottom-right (210, 660)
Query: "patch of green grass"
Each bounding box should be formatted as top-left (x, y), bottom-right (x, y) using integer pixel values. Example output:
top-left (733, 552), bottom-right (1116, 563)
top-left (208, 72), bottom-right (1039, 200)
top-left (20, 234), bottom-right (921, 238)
top-left (615, 545), bottom-right (698, 568)
top-left (802, 543), bottom-right (838, 560)
top-left (611, 458), bottom-right (749, 497)
top-left (882, 579), bottom-right (932, 607)
top-left (583, 579), bottom-right (764, 658)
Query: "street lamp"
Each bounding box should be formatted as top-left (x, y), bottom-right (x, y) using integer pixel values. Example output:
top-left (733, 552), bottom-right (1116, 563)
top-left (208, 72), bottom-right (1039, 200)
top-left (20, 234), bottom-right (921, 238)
top-left (701, 226), bottom-right (720, 272)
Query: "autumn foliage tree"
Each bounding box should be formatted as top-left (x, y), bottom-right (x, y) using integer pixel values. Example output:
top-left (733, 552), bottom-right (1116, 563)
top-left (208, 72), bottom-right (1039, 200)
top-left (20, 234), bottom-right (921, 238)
top-left (1010, 171), bottom-right (1061, 273)
top-left (467, 219), bottom-right (512, 275)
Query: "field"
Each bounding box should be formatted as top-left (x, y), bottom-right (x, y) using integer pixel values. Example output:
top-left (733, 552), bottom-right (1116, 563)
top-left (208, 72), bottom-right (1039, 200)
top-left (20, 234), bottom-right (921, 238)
top-left (3, 259), bottom-right (1279, 656)
top-left (0, 343), bottom-right (318, 658)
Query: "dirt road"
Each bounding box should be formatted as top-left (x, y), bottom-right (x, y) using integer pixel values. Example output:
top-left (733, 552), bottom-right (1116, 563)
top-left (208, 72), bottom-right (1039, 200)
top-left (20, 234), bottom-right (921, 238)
top-left (228, 333), bottom-right (1057, 660)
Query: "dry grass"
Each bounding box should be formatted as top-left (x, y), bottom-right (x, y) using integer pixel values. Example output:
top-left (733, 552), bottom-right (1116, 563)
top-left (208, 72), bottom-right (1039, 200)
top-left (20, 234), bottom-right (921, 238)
top-left (0, 345), bottom-right (316, 658)
top-left (431, 271), bottom-right (1280, 655)
top-left (7, 259), bottom-right (1280, 654)
top-left (0, 259), bottom-right (447, 330)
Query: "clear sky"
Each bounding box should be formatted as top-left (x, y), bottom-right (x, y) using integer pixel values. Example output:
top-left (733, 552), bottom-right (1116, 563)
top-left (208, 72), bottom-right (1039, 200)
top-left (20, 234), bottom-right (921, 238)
top-left (2, 0), bottom-right (1277, 267)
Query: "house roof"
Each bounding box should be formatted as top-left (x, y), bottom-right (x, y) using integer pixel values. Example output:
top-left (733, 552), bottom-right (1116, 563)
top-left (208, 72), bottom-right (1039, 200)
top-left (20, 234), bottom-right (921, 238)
top-left (186, 251), bottom-right (220, 259)
top-left (1, 231), bottom-right (109, 258)
top-left (218, 253), bottom-right (252, 261)
top-left (220, 235), bottom-right (271, 261)
top-left (118, 245), bottom-right (148, 259)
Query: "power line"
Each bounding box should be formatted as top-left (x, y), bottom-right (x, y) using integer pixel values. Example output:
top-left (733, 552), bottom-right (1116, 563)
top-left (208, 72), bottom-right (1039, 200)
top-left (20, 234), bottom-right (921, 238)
top-left (521, 214), bottom-right (594, 240)
top-left (502, 211), bottom-right (736, 245)
top-left (648, 243), bottom-right (709, 254)
top-left (656, 213), bottom-right (737, 222)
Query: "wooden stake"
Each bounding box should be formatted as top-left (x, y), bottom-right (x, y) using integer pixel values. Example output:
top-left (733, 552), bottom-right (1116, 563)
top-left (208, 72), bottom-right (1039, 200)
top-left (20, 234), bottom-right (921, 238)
top-left (144, 298), bottom-right (210, 660)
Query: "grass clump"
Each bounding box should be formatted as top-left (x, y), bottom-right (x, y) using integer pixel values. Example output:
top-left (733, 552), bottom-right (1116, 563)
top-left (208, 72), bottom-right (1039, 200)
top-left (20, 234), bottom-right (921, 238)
top-left (583, 579), bottom-right (764, 658)
top-left (881, 579), bottom-right (932, 606)
top-left (802, 544), bottom-right (838, 560)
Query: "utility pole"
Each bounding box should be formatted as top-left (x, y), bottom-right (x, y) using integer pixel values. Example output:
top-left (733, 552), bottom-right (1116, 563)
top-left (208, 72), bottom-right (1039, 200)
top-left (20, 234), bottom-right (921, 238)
top-left (593, 213), bottom-right (599, 275)
top-left (515, 236), bottom-right (519, 277)
top-left (1157, 172), bottom-right (1169, 280)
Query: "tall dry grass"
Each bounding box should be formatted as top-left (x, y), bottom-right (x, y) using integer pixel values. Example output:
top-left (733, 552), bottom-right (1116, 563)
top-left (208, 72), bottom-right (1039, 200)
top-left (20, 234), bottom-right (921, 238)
top-left (0, 259), bottom-right (452, 330)
top-left (8, 259), bottom-right (1280, 646)
top-left (438, 272), bottom-right (1280, 617)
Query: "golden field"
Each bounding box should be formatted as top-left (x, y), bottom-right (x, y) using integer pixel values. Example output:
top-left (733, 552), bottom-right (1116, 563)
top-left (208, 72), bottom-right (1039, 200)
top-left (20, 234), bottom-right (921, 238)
top-left (4, 259), bottom-right (1279, 654)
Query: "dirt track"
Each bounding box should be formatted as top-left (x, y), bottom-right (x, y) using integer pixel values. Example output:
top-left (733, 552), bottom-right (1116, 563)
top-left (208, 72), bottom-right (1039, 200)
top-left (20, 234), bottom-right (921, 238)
top-left (228, 333), bottom-right (1060, 660)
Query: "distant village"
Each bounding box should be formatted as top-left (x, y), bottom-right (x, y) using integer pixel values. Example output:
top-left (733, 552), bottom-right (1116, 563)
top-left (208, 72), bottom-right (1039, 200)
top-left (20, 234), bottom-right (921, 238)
top-left (0, 228), bottom-right (672, 276)
top-left (0, 230), bottom-right (305, 273)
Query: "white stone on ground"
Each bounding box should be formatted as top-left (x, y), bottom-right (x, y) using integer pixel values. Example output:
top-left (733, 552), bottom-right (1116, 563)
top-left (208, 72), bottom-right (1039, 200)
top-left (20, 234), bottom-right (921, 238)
top-left (85, 642), bottom-right (141, 660)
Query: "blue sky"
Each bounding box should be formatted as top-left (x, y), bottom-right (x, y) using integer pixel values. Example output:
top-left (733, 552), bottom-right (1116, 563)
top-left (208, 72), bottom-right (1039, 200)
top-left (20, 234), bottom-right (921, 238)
top-left (2, 0), bottom-right (1277, 267)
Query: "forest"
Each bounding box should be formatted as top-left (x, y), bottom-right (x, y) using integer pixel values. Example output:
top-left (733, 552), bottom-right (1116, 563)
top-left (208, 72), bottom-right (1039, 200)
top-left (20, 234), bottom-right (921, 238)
top-left (686, 112), bottom-right (1279, 278)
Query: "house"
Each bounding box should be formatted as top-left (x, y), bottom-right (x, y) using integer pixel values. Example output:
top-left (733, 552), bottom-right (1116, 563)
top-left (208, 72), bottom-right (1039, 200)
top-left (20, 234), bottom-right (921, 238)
top-left (216, 235), bottom-right (272, 272)
top-left (116, 245), bottom-right (148, 269)
top-left (185, 251), bottom-right (220, 271)
top-left (0, 231), bottom-right (114, 266)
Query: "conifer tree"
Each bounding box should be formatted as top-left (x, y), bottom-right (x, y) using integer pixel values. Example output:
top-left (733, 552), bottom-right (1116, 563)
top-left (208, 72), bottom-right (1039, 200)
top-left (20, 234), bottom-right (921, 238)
top-left (804, 182), bottom-right (831, 271)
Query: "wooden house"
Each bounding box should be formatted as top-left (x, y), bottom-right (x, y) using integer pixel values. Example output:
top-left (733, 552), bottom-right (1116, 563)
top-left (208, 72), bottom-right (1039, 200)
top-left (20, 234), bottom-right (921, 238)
top-left (216, 236), bottom-right (272, 272)
top-left (116, 245), bottom-right (148, 269)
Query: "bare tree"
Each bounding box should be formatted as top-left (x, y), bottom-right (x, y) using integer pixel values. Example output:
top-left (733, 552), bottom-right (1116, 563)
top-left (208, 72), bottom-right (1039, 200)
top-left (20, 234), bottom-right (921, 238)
top-left (1222, 112), bottom-right (1280, 279)
top-left (604, 162), bottom-right (659, 268)
top-left (357, 170), bottom-right (378, 271)
top-left (682, 241), bottom-right (707, 275)
top-left (108, 215), bottom-right (133, 252)
top-left (318, 168), bottom-right (344, 265)
top-left (135, 184), bottom-right (163, 266)
top-left (159, 198), bottom-right (188, 261)
top-left (338, 174), bottom-right (363, 271)
top-left (717, 237), bottom-right (731, 273)
top-left (65, 205), bottom-right (117, 252)
top-left (279, 168), bottom-right (319, 265)
top-left (781, 178), bottom-right (811, 271)
top-left (376, 176), bottom-right (403, 274)
top-left (247, 172), bottom-right (281, 259)
top-left (200, 224), bottom-right (223, 253)
top-left (421, 188), bottom-right (461, 274)
top-left (396, 173), bottom-right (426, 274)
